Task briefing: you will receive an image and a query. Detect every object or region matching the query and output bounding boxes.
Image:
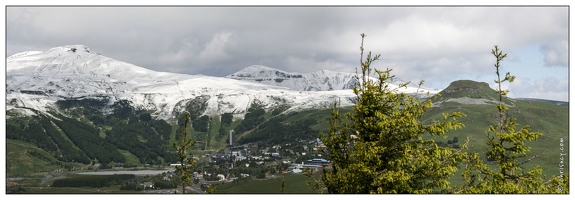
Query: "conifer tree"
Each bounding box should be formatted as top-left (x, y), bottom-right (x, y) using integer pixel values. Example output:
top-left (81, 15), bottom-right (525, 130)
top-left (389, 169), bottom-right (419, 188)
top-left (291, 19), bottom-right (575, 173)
top-left (172, 112), bottom-right (196, 194)
top-left (455, 45), bottom-right (569, 194)
top-left (205, 185), bottom-right (217, 194)
top-left (281, 178), bottom-right (287, 193)
top-left (307, 33), bottom-right (467, 194)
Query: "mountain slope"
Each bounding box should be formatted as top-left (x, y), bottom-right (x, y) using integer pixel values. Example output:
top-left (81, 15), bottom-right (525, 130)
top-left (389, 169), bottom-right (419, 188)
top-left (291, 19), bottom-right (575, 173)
top-left (6, 45), bottom-right (359, 119)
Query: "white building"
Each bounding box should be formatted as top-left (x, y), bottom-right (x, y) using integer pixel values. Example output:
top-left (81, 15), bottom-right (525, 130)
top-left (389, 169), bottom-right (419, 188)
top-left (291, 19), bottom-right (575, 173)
top-left (217, 174), bottom-right (226, 181)
top-left (229, 130), bottom-right (236, 146)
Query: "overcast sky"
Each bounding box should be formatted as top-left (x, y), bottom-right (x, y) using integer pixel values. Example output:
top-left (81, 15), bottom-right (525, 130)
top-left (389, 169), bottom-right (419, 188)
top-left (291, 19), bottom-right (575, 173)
top-left (5, 6), bottom-right (569, 101)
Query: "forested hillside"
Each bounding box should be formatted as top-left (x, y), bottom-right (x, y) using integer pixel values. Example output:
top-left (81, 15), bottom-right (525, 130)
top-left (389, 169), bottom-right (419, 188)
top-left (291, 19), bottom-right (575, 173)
top-left (6, 99), bottom-right (178, 174)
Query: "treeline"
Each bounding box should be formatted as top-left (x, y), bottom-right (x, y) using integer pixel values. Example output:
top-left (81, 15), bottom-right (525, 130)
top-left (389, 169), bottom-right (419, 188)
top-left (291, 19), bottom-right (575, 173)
top-left (51, 112), bottom-right (126, 164)
top-left (235, 102), bottom-right (266, 134)
top-left (38, 117), bottom-right (91, 164)
top-left (52, 174), bottom-right (135, 188)
top-left (6, 115), bottom-right (92, 164)
top-left (6, 116), bottom-right (58, 153)
top-left (105, 115), bottom-right (177, 165)
top-left (120, 183), bottom-right (145, 191)
top-left (110, 100), bottom-right (136, 119)
top-left (149, 120), bottom-right (172, 139)
top-left (193, 115), bottom-right (210, 132)
top-left (239, 113), bottom-right (318, 145)
top-left (218, 113), bottom-right (234, 139)
top-left (8, 101), bottom-right (178, 166)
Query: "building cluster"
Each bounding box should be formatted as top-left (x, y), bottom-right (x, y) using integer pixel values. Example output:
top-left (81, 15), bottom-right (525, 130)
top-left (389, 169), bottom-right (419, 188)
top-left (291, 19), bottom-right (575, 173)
top-left (287, 158), bottom-right (332, 173)
top-left (172, 136), bottom-right (333, 184)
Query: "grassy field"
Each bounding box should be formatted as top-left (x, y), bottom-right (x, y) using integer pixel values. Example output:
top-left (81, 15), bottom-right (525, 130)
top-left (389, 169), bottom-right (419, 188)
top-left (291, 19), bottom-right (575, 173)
top-left (169, 114), bottom-right (244, 156)
top-left (22, 185), bottom-right (140, 194)
top-left (6, 139), bottom-right (62, 177)
top-left (422, 99), bottom-right (569, 178)
top-left (118, 149), bottom-right (142, 167)
top-left (208, 115), bottom-right (223, 150)
top-left (213, 173), bottom-right (320, 194)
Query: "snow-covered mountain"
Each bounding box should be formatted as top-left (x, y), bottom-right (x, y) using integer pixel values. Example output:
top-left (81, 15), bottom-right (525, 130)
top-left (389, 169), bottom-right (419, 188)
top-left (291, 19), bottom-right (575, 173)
top-left (226, 65), bottom-right (440, 94)
top-left (6, 45), bottom-right (359, 119)
top-left (6, 45), bottom-right (439, 120)
top-left (226, 65), bottom-right (358, 91)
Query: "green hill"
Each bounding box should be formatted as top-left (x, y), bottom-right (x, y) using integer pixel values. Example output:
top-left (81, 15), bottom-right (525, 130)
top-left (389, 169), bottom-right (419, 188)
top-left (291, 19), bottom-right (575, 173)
top-left (213, 174), bottom-right (319, 194)
top-left (423, 80), bottom-right (568, 178)
top-left (432, 79), bottom-right (514, 106)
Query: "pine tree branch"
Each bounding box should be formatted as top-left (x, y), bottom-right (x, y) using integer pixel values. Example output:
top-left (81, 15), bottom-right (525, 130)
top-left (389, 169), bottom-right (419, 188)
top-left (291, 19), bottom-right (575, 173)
top-left (518, 151), bottom-right (543, 166)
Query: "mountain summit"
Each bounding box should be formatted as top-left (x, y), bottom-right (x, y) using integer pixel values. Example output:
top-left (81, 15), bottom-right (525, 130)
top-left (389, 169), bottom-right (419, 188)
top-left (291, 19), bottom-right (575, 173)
top-left (433, 80), bottom-right (514, 106)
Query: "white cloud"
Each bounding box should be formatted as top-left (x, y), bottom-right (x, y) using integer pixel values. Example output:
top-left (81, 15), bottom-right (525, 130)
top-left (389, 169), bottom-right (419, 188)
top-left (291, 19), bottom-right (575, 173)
top-left (540, 40), bottom-right (568, 67)
top-left (498, 76), bottom-right (568, 102)
top-left (198, 31), bottom-right (234, 61)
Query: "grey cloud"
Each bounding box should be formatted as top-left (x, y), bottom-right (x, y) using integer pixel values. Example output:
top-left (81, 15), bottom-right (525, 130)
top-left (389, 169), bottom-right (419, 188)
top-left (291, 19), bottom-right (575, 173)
top-left (6, 6), bottom-right (568, 100)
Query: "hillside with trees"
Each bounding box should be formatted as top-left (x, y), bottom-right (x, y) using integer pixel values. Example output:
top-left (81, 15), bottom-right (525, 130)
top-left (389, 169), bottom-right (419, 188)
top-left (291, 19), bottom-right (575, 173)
top-left (304, 34), bottom-right (568, 194)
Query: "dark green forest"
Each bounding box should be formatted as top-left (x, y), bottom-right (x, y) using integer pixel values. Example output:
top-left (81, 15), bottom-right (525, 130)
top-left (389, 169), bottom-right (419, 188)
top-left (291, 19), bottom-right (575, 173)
top-left (6, 99), bottom-right (178, 167)
top-left (52, 174), bottom-right (135, 188)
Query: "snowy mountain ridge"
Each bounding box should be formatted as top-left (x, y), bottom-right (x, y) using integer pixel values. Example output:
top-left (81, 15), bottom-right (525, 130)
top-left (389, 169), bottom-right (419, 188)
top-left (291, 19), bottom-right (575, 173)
top-left (227, 65), bottom-right (359, 91)
top-left (6, 45), bottom-right (438, 120)
top-left (226, 65), bottom-right (440, 93)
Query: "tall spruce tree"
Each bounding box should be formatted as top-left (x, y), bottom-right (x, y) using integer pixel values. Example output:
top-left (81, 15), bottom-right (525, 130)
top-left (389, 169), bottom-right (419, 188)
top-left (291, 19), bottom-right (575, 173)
top-left (455, 45), bottom-right (569, 194)
top-left (306, 33), bottom-right (467, 194)
top-left (172, 112), bottom-right (196, 194)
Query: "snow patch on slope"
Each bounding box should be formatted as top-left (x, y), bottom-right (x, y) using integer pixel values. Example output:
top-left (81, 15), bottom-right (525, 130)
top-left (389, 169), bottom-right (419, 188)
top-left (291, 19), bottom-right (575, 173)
top-left (7, 51), bottom-right (43, 59)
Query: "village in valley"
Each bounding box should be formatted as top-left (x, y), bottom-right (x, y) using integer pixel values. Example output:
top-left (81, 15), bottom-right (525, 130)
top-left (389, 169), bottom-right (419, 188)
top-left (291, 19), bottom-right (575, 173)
top-left (111, 129), bottom-right (333, 193)
top-left (186, 130), bottom-right (331, 187)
